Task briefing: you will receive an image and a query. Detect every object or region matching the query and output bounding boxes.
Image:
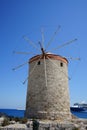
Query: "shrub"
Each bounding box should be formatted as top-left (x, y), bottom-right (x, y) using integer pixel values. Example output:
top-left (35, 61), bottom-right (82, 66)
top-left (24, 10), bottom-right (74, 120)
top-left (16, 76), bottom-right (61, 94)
top-left (13, 117), bottom-right (28, 124)
top-left (14, 117), bottom-right (21, 122)
top-left (73, 127), bottom-right (79, 130)
top-left (20, 117), bottom-right (28, 124)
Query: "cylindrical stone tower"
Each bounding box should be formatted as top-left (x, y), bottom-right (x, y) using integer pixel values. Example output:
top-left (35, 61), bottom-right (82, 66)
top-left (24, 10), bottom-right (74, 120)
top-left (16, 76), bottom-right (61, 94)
top-left (25, 53), bottom-right (71, 120)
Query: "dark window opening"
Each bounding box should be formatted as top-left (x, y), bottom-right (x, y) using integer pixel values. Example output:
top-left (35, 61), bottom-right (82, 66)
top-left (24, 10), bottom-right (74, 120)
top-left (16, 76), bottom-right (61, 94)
top-left (60, 62), bottom-right (63, 67)
top-left (37, 61), bottom-right (40, 65)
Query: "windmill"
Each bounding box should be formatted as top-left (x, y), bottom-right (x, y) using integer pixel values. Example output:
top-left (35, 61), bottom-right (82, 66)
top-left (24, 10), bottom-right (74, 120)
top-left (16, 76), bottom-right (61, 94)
top-left (13, 26), bottom-right (80, 120)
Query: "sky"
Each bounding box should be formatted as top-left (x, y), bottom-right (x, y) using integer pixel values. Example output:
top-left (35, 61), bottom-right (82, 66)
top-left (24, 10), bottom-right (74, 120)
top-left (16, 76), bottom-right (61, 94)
top-left (0, 0), bottom-right (87, 109)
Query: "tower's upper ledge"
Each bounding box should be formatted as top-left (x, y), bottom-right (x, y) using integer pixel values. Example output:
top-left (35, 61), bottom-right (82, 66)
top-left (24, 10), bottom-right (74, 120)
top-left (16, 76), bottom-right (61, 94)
top-left (29, 53), bottom-right (68, 64)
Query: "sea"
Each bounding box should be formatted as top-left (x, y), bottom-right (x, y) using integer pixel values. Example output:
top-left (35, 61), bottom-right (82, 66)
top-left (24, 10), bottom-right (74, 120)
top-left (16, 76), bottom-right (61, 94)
top-left (0, 109), bottom-right (87, 119)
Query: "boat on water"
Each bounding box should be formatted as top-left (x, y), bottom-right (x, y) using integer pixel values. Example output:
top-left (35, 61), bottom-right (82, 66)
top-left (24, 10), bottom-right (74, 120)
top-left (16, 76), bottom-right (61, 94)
top-left (70, 102), bottom-right (87, 112)
top-left (70, 106), bottom-right (85, 112)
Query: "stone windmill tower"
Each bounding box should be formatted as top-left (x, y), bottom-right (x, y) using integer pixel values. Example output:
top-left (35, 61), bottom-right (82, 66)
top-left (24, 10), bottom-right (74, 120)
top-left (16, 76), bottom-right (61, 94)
top-left (25, 53), bottom-right (71, 120)
top-left (24, 28), bottom-right (77, 121)
top-left (13, 27), bottom-right (78, 120)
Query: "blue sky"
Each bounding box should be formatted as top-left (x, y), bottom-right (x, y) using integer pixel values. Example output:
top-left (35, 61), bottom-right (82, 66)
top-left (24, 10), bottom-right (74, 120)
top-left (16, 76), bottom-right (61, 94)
top-left (0, 0), bottom-right (87, 109)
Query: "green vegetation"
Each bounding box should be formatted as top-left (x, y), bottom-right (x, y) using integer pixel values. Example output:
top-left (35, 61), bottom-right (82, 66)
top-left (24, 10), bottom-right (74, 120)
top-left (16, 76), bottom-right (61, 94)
top-left (14, 117), bottom-right (21, 122)
top-left (13, 117), bottom-right (28, 123)
top-left (1, 117), bottom-right (28, 127)
top-left (73, 127), bottom-right (80, 130)
top-left (20, 117), bottom-right (28, 124)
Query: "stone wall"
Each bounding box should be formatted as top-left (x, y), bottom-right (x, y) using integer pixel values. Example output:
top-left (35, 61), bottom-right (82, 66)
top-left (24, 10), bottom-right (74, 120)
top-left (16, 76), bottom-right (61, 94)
top-left (25, 57), bottom-right (71, 120)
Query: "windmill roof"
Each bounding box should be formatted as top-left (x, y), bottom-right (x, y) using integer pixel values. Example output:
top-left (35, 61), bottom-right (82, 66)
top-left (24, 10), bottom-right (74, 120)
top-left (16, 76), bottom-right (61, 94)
top-left (29, 54), bottom-right (68, 64)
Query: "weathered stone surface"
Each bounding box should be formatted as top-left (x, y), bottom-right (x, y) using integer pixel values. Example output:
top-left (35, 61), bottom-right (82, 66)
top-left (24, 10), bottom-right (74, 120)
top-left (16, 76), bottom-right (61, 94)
top-left (25, 56), bottom-right (71, 120)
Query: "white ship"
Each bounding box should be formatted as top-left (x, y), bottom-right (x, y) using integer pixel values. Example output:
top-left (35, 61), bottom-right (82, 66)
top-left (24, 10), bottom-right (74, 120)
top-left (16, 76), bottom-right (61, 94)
top-left (70, 102), bottom-right (87, 112)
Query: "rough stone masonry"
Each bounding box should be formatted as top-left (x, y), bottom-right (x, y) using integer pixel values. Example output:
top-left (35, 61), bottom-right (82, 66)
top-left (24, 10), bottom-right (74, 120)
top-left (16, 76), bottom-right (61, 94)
top-left (25, 54), bottom-right (71, 120)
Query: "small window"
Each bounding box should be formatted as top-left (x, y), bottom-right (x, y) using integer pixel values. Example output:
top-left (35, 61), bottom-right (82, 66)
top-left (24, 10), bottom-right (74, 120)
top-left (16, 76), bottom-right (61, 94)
top-left (60, 62), bottom-right (63, 67)
top-left (37, 61), bottom-right (40, 65)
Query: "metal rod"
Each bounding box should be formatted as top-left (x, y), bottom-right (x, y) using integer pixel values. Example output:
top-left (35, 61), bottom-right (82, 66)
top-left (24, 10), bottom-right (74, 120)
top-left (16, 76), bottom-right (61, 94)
top-left (23, 35), bottom-right (41, 52)
top-left (41, 27), bottom-right (45, 50)
top-left (23, 77), bottom-right (29, 84)
top-left (66, 57), bottom-right (80, 61)
top-left (50, 38), bottom-right (77, 51)
top-left (45, 25), bottom-right (61, 50)
top-left (13, 51), bottom-right (36, 55)
top-left (12, 61), bottom-right (28, 71)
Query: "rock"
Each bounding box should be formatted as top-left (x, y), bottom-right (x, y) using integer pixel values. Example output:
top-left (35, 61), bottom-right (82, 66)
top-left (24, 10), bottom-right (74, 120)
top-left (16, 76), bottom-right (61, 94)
top-left (0, 117), bottom-right (5, 125)
top-left (26, 120), bottom-right (33, 128)
top-left (9, 120), bottom-right (16, 124)
top-left (0, 118), bottom-right (87, 130)
top-left (4, 123), bottom-right (27, 128)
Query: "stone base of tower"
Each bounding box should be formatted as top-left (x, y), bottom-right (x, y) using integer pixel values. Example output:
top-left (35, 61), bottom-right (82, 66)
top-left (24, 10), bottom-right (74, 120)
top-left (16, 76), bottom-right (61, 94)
top-left (25, 109), bottom-right (71, 121)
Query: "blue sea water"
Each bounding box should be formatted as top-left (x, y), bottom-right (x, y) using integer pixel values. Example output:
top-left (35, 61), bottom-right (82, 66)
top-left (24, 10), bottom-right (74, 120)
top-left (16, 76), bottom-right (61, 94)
top-left (0, 109), bottom-right (87, 119)
top-left (71, 110), bottom-right (87, 119)
top-left (0, 109), bottom-right (25, 117)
